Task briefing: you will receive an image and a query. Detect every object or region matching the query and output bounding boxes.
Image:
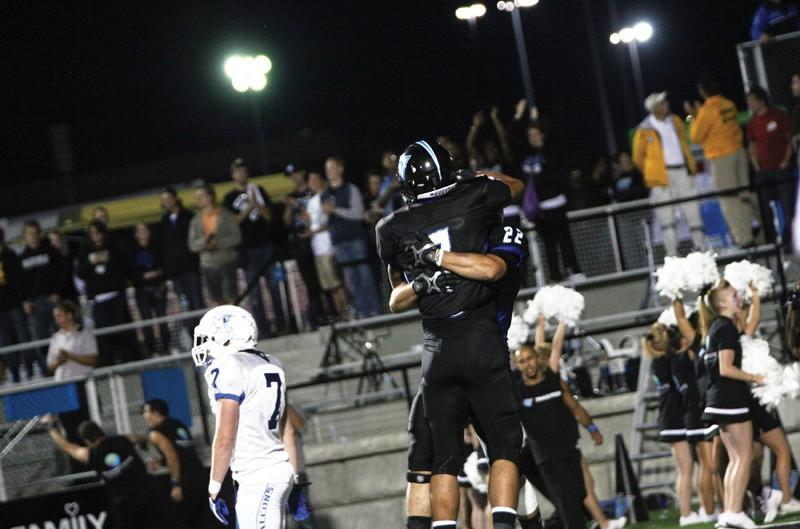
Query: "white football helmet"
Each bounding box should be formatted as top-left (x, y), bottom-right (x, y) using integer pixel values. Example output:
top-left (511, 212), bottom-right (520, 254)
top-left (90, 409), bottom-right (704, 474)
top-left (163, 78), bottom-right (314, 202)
top-left (192, 305), bottom-right (258, 366)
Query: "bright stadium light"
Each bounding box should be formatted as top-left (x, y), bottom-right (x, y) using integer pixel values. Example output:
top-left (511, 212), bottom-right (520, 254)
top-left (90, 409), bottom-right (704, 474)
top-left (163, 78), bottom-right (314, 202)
top-left (633, 21), bottom-right (653, 42)
top-left (497, 1), bottom-right (506, 10)
top-left (515, 0), bottom-right (539, 7)
top-left (618, 27), bottom-right (635, 43)
top-left (224, 53), bottom-right (271, 93)
top-left (609, 32), bottom-right (621, 45)
top-left (456, 3), bottom-right (486, 19)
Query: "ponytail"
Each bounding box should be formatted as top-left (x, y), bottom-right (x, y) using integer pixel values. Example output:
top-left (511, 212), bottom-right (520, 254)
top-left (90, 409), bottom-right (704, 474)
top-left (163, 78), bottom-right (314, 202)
top-left (697, 278), bottom-right (730, 340)
top-left (643, 323), bottom-right (680, 358)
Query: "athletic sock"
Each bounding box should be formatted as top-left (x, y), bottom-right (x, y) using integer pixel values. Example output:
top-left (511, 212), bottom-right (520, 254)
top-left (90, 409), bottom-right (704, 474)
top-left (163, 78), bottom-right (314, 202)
top-left (492, 507), bottom-right (517, 529)
top-left (430, 521), bottom-right (456, 529)
top-left (406, 516), bottom-right (431, 529)
top-left (518, 512), bottom-right (543, 529)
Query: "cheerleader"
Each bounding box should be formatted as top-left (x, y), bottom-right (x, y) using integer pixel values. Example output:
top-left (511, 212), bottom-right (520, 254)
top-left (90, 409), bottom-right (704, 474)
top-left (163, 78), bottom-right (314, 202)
top-left (643, 323), bottom-right (698, 525)
top-left (697, 279), bottom-right (764, 529)
top-left (736, 284), bottom-right (800, 523)
top-left (673, 299), bottom-right (723, 521)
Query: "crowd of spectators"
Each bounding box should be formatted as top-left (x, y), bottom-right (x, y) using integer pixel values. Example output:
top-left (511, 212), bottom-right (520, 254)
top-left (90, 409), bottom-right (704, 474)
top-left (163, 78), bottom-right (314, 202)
top-left (1, 2), bottom-right (800, 384)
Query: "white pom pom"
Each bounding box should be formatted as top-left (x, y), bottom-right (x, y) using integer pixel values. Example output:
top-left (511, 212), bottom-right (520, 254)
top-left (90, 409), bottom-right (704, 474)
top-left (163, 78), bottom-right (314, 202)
top-left (529, 285), bottom-right (585, 326)
top-left (684, 251), bottom-right (720, 292)
top-left (654, 257), bottom-right (691, 300)
top-left (658, 303), bottom-right (696, 327)
top-left (741, 335), bottom-right (794, 410)
top-left (507, 314), bottom-right (532, 352)
top-left (724, 260), bottom-right (774, 301)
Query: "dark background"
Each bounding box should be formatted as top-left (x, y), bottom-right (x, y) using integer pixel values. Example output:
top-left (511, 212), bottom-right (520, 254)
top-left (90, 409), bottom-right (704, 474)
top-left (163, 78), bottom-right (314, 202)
top-left (1, 1), bottom-right (765, 213)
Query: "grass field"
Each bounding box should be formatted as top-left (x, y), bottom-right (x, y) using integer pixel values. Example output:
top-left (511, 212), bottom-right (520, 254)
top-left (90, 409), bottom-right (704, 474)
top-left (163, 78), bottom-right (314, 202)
top-left (627, 509), bottom-right (800, 528)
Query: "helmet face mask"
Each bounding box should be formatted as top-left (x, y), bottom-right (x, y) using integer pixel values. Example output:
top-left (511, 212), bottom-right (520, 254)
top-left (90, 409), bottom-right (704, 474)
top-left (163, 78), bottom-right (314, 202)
top-left (398, 140), bottom-right (455, 204)
top-left (192, 305), bottom-right (258, 366)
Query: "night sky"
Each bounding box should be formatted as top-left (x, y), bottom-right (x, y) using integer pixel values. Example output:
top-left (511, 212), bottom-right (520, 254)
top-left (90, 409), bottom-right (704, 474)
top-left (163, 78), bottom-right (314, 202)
top-left (3, 1), bottom-right (764, 203)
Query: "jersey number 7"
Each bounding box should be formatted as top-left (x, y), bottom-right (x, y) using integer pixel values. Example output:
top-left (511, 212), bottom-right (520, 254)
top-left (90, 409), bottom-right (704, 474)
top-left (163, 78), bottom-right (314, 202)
top-left (264, 373), bottom-right (283, 429)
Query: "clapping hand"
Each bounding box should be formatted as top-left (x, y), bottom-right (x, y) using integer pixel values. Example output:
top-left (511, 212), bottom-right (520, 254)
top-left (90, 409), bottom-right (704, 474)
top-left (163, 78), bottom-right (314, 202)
top-left (683, 100), bottom-right (701, 117)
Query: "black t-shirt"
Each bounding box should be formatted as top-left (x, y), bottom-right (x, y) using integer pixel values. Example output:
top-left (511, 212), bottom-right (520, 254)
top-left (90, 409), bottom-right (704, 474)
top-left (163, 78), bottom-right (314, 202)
top-left (704, 316), bottom-right (749, 409)
top-left (88, 436), bottom-right (148, 496)
top-left (223, 185), bottom-right (273, 248)
top-left (376, 178), bottom-right (511, 321)
top-left (487, 224), bottom-right (528, 340)
top-left (517, 369), bottom-right (579, 463)
top-left (151, 417), bottom-right (204, 482)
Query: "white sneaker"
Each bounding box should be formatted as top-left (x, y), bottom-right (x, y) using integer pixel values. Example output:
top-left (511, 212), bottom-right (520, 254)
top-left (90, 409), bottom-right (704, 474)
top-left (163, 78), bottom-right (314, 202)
top-left (679, 512), bottom-right (701, 526)
top-left (780, 497), bottom-right (800, 515)
top-left (764, 489), bottom-right (783, 523)
top-left (699, 508), bottom-right (719, 522)
top-left (723, 511), bottom-right (757, 529)
top-left (606, 516), bottom-right (627, 529)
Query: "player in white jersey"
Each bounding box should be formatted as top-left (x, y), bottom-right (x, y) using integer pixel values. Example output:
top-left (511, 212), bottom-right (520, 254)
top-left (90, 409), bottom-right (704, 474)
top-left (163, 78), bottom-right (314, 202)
top-left (193, 305), bottom-right (294, 529)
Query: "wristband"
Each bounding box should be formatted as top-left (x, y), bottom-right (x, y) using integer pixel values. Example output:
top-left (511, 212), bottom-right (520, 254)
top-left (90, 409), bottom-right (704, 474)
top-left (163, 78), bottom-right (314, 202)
top-left (208, 479), bottom-right (222, 497)
top-left (587, 423), bottom-right (600, 434)
top-left (435, 248), bottom-right (444, 267)
top-left (171, 478), bottom-right (181, 487)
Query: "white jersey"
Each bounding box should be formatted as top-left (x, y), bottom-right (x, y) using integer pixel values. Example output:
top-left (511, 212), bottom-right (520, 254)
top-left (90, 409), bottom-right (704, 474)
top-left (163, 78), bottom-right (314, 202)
top-left (204, 350), bottom-right (293, 485)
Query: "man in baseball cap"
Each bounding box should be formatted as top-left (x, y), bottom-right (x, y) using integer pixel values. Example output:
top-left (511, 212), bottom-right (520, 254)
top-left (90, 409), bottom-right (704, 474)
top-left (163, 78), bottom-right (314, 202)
top-left (632, 92), bottom-right (706, 256)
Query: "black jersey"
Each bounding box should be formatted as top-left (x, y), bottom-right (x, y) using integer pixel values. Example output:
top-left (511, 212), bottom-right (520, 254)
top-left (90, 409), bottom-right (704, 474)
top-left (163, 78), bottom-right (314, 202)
top-left (151, 417), bottom-right (204, 481)
top-left (704, 316), bottom-right (749, 410)
top-left (487, 224), bottom-right (529, 340)
top-left (88, 436), bottom-right (149, 496)
top-left (376, 178), bottom-right (511, 320)
top-left (516, 369), bottom-right (579, 463)
top-left (651, 355), bottom-right (685, 434)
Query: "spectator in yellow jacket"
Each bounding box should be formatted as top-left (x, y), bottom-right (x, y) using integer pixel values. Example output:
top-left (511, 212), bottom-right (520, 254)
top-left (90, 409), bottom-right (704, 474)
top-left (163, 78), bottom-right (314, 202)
top-left (684, 75), bottom-right (758, 247)
top-left (632, 92), bottom-right (705, 256)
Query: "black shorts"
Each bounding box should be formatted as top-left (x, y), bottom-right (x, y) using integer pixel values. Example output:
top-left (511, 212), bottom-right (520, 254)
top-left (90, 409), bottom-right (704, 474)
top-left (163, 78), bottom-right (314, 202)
top-left (421, 320), bottom-right (521, 475)
top-left (519, 445), bottom-right (586, 529)
top-left (750, 397), bottom-right (781, 438)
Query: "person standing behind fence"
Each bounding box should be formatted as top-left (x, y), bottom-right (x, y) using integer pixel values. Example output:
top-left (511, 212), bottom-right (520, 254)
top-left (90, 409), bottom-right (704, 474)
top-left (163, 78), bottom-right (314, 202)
top-left (321, 156), bottom-right (381, 318)
top-left (685, 76), bottom-right (758, 249)
top-left (306, 171), bottom-right (349, 319)
top-left (633, 92), bottom-right (706, 257)
top-left (47, 229), bottom-right (79, 303)
top-left (751, 0), bottom-right (800, 42)
top-left (141, 398), bottom-right (212, 529)
top-left (77, 219), bottom-right (140, 366)
top-left (20, 219), bottom-right (63, 379)
top-left (159, 187), bottom-right (205, 328)
top-left (46, 300), bottom-right (95, 473)
top-left (511, 100), bottom-right (582, 281)
top-left (188, 184), bottom-right (241, 306)
top-left (224, 158), bottom-right (287, 338)
top-left (283, 166), bottom-right (325, 329)
top-left (746, 86), bottom-right (795, 243)
top-left (0, 227), bottom-right (31, 384)
top-left (131, 223), bottom-right (170, 356)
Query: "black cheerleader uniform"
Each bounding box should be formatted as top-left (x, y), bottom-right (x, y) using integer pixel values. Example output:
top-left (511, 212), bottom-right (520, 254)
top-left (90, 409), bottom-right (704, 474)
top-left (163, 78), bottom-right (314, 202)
top-left (675, 336), bottom-right (718, 441)
top-left (701, 316), bottom-right (752, 425)
top-left (651, 354), bottom-right (687, 442)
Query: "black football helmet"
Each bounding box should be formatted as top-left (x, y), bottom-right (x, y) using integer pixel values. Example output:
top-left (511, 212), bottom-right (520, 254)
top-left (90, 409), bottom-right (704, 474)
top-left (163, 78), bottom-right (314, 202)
top-left (397, 140), bottom-right (455, 203)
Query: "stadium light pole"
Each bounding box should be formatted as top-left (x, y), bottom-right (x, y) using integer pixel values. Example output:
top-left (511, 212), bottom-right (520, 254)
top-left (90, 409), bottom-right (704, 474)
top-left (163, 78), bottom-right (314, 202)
top-left (496, 0), bottom-right (539, 107)
top-left (224, 54), bottom-right (272, 172)
top-left (610, 22), bottom-right (653, 107)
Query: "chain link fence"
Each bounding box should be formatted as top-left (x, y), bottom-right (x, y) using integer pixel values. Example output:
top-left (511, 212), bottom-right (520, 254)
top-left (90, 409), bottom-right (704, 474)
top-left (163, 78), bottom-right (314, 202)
top-left (738, 31), bottom-right (800, 110)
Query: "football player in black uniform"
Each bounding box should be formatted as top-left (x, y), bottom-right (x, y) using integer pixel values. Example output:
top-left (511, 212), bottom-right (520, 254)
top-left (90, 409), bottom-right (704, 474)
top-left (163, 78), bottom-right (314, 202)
top-left (376, 139), bottom-right (524, 529)
top-left (141, 398), bottom-right (213, 528)
top-left (392, 223), bottom-right (528, 529)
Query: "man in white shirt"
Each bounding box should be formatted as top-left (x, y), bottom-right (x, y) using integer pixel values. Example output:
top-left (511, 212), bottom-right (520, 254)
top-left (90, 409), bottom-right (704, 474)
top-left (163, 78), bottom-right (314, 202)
top-left (306, 171), bottom-right (348, 318)
top-left (633, 92), bottom-right (706, 256)
top-left (46, 300), bottom-right (97, 473)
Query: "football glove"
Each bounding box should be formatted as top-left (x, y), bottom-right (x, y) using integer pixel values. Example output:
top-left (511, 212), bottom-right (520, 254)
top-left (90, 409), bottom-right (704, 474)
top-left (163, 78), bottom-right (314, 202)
top-left (402, 233), bottom-right (440, 268)
top-left (411, 270), bottom-right (461, 296)
top-left (208, 496), bottom-right (230, 526)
